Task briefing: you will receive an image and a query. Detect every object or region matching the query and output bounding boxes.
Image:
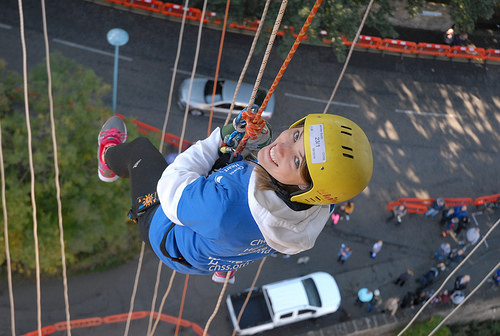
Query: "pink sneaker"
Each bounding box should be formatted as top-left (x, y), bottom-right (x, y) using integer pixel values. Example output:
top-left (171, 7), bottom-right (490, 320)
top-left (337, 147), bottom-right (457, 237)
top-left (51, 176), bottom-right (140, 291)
top-left (97, 116), bottom-right (127, 182)
top-left (212, 271), bottom-right (235, 284)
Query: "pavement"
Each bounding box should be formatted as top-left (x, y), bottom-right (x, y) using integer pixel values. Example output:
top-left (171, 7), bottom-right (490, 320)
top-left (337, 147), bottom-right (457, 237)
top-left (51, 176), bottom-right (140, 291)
top-left (1, 1), bottom-right (500, 336)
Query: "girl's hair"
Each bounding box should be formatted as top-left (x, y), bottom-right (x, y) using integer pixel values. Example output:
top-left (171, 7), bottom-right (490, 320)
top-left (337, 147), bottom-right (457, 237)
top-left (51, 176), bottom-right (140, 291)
top-left (253, 158), bottom-right (311, 196)
top-left (253, 122), bottom-right (312, 197)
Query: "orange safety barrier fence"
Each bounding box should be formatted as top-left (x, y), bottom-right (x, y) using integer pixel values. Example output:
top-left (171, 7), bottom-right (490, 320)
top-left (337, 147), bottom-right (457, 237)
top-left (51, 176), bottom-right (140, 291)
top-left (387, 197), bottom-right (475, 214)
top-left (473, 193), bottom-right (500, 206)
top-left (447, 45), bottom-right (485, 59)
top-left (386, 201), bottom-right (428, 214)
top-left (21, 311), bottom-right (209, 336)
top-left (102, 1), bottom-right (499, 63)
top-left (442, 198), bottom-right (473, 207)
top-left (161, 3), bottom-right (202, 21)
top-left (398, 198), bottom-right (435, 207)
top-left (379, 38), bottom-right (417, 54)
top-left (115, 114), bottom-right (193, 150)
top-left (342, 35), bottom-right (382, 49)
top-left (130, 119), bottom-right (193, 150)
top-left (124, 0), bottom-right (163, 13)
top-left (229, 18), bottom-right (260, 32)
top-left (415, 42), bottom-right (450, 57)
top-left (206, 11), bottom-right (221, 25)
top-left (484, 48), bottom-right (500, 61)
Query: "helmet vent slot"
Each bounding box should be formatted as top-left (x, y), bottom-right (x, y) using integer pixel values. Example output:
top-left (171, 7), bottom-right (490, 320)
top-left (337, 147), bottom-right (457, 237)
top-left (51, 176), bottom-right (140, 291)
top-left (341, 125), bottom-right (352, 136)
top-left (342, 146), bottom-right (354, 159)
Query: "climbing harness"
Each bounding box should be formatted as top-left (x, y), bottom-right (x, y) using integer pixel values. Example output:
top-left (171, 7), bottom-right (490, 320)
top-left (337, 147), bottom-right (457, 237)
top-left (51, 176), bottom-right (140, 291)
top-left (128, 192), bottom-right (160, 223)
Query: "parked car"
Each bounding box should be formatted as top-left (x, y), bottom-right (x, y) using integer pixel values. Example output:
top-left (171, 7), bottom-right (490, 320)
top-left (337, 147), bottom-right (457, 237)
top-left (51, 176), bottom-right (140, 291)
top-left (177, 78), bottom-right (275, 119)
top-left (226, 272), bottom-right (341, 335)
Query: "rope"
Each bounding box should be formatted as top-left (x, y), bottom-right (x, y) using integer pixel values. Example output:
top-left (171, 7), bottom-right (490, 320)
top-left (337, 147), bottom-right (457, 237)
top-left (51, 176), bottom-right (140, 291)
top-left (123, 242), bottom-right (146, 336)
top-left (178, 0), bottom-right (208, 154)
top-left (428, 261), bottom-right (500, 336)
top-left (203, 271), bottom-right (233, 336)
top-left (147, 261), bottom-right (163, 335)
top-left (223, 0), bottom-right (273, 127)
top-left (158, 0), bottom-right (190, 153)
top-left (0, 120), bottom-right (15, 336)
top-left (40, 0), bottom-right (72, 334)
top-left (16, 1), bottom-right (43, 335)
top-left (149, 271), bottom-right (177, 336)
top-left (231, 257), bottom-right (267, 336)
top-left (235, 0), bottom-right (322, 157)
top-left (246, 0), bottom-right (289, 113)
top-left (322, 0), bottom-right (375, 114)
top-left (174, 274), bottom-right (190, 336)
top-left (206, 0), bottom-right (231, 137)
top-left (151, 1), bottom-right (191, 333)
top-left (397, 217), bottom-right (500, 336)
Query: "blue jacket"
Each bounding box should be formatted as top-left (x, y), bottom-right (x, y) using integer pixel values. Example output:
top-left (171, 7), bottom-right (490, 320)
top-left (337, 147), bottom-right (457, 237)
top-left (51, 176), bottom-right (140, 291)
top-left (151, 129), bottom-right (331, 275)
top-left (149, 161), bottom-right (273, 274)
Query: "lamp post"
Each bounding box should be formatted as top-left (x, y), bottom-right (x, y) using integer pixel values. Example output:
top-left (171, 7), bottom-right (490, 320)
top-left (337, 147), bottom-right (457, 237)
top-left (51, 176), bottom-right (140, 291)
top-left (106, 28), bottom-right (129, 113)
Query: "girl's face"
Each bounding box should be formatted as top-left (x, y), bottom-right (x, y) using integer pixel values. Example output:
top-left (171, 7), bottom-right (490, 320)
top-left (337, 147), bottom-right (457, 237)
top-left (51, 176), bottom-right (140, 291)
top-left (257, 127), bottom-right (309, 187)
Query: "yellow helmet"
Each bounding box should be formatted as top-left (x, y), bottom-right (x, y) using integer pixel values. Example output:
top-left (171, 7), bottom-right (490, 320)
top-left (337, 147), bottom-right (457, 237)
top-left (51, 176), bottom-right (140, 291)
top-left (289, 114), bottom-right (373, 205)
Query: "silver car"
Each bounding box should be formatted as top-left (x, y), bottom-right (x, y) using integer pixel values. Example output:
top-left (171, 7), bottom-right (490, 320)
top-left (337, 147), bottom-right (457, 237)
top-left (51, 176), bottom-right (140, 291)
top-left (177, 78), bottom-right (275, 119)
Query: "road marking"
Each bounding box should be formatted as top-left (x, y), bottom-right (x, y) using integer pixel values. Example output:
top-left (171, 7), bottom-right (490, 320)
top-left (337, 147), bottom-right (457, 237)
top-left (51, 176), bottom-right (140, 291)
top-left (395, 109), bottom-right (460, 118)
top-left (0, 23), bottom-right (13, 30)
top-left (52, 38), bottom-right (133, 61)
top-left (172, 68), bottom-right (196, 76)
top-left (284, 93), bottom-right (360, 108)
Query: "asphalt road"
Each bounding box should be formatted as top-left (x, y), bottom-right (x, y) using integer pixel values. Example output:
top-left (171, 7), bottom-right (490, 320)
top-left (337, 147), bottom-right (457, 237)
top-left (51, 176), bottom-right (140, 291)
top-left (1, 1), bottom-right (499, 335)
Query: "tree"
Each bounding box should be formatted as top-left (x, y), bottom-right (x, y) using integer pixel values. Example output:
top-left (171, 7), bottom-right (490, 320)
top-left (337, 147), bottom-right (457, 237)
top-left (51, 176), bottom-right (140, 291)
top-left (448, 0), bottom-right (499, 33)
top-left (0, 54), bottom-right (142, 277)
top-left (204, 0), bottom-right (499, 61)
top-left (398, 315), bottom-right (451, 336)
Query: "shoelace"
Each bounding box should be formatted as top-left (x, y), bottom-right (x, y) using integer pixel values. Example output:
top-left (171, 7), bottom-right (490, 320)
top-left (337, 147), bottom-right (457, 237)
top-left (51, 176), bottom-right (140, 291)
top-left (99, 128), bottom-right (127, 144)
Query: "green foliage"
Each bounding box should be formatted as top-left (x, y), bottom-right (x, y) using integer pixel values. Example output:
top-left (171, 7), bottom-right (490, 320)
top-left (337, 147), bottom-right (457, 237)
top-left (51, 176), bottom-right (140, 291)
top-left (0, 54), bottom-right (141, 277)
top-left (397, 316), bottom-right (451, 336)
top-left (205, 0), bottom-right (499, 62)
top-left (450, 319), bottom-right (500, 336)
top-left (449, 0), bottom-right (499, 33)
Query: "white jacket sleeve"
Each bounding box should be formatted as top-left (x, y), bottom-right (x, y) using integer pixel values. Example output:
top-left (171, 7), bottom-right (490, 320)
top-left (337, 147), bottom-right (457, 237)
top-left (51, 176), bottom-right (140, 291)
top-left (157, 128), bottom-right (222, 224)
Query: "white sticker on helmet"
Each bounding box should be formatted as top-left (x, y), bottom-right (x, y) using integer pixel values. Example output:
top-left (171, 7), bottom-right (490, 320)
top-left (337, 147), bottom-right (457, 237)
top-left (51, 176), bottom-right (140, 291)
top-left (309, 124), bottom-right (326, 163)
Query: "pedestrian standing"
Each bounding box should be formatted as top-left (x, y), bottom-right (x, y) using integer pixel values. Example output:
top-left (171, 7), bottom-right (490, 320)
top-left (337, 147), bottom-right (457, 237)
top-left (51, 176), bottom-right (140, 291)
top-left (337, 244), bottom-right (352, 264)
top-left (383, 297), bottom-right (400, 316)
top-left (394, 269), bottom-right (414, 286)
top-left (433, 242), bottom-right (451, 262)
top-left (370, 240), bottom-right (383, 258)
top-left (356, 288), bottom-right (373, 307)
top-left (386, 204), bottom-right (407, 225)
top-left (465, 227), bottom-right (480, 247)
top-left (453, 274), bottom-right (470, 293)
top-left (425, 198), bottom-right (445, 218)
top-left (367, 289), bottom-right (382, 312)
top-left (331, 201), bottom-right (355, 225)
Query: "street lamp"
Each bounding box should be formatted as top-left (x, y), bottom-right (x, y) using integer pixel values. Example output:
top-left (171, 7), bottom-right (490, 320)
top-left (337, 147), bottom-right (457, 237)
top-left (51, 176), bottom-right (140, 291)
top-left (106, 28), bottom-right (129, 113)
